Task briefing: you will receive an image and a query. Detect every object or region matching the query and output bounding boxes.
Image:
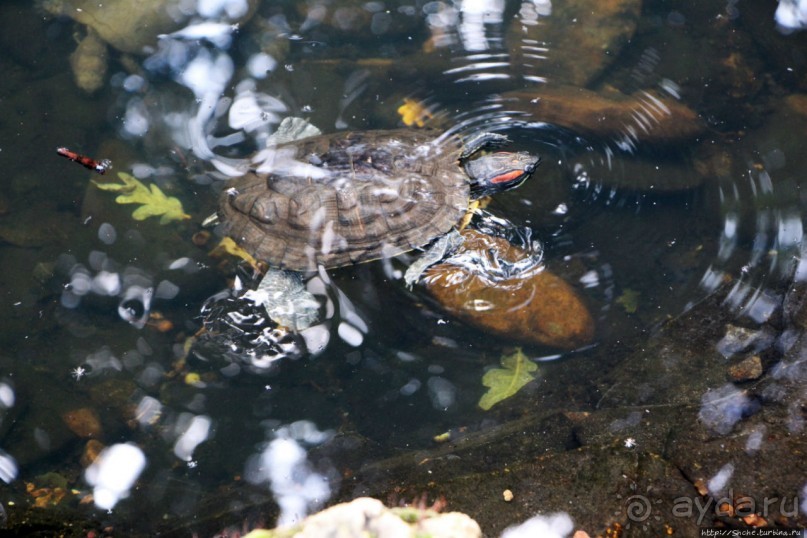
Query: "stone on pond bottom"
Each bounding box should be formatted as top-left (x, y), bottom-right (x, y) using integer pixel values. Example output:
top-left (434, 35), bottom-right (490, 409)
top-left (423, 230), bottom-right (594, 350)
top-left (61, 407), bottom-right (103, 439)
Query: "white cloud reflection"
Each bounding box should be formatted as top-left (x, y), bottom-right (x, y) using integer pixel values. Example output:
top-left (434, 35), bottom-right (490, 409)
top-left (501, 512), bottom-right (574, 538)
top-left (776, 0), bottom-right (807, 31)
top-left (245, 420), bottom-right (333, 527)
top-left (85, 443), bottom-right (147, 510)
top-left (173, 414), bottom-right (213, 462)
top-left (707, 462), bottom-right (735, 496)
top-left (197, 0), bottom-right (250, 19)
top-left (0, 450), bottom-right (17, 484)
top-left (458, 0), bottom-right (505, 51)
top-left (698, 384), bottom-right (757, 435)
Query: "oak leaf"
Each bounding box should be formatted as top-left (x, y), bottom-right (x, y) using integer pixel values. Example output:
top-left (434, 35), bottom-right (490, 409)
top-left (93, 172), bottom-right (190, 225)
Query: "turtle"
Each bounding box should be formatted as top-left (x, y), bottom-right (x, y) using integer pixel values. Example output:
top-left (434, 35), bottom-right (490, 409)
top-left (217, 129), bottom-right (541, 275)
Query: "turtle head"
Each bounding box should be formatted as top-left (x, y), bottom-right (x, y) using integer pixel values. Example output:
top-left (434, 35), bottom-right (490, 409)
top-left (464, 151), bottom-right (541, 198)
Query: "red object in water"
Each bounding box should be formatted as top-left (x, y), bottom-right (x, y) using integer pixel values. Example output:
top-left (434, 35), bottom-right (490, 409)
top-left (56, 147), bottom-right (111, 174)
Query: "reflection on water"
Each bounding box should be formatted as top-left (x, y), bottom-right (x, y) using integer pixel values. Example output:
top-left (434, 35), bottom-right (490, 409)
top-left (1, 0), bottom-right (807, 534)
top-left (244, 420), bottom-right (333, 527)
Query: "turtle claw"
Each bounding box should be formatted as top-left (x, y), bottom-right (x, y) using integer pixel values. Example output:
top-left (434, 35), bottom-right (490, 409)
top-left (459, 132), bottom-right (511, 162)
top-left (201, 212), bottom-right (220, 227)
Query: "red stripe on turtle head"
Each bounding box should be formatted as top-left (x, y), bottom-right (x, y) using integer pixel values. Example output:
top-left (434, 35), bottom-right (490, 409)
top-left (490, 169), bottom-right (526, 184)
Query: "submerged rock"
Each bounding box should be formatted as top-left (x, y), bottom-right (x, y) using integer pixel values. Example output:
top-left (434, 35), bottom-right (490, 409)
top-left (42, 0), bottom-right (258, 91)
top-left (503, 86), bottom-right (705, 146)
top-left (80, 439), bottom-right (105, 468)
top-left (87, 378), bottom-right (138, 420)
top-left (290, 0), bottom-right (425, 42)
top-left (61, 407), bottom-right (102, 439)
top-left (249, 497), bottom-right (481, 538)
top-left (423, 230), bottom-right (594, 350)
top-left (69, 29), bottom-right (108, 93)
top-left (509, 0), bottom-right (642, 87)
top-left (325, 290), bottom-right (807, 536)
top-left (786, 94), bottom-right (807, 119)
top-left (42, 0), bottom-right (193, 54)
top-left (728, 355), bottom-right (764, 382)
top-left (0, 205), bottom-right (80, 248)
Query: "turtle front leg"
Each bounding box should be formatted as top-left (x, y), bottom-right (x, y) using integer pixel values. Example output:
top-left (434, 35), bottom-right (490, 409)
top-left (459, 132), bottom-right (511, 162)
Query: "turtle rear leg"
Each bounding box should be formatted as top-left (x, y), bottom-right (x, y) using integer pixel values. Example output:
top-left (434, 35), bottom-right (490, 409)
top-left (403, 229), bottom-right (465, 288)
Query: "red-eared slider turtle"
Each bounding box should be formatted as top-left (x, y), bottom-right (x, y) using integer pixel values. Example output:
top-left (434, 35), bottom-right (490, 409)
top-left (217, 129), bottom-right (540, 273)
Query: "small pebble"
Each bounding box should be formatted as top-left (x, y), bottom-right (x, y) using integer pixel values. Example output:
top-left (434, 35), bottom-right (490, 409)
top-left (98, 222), bottom-right (117, 245)
top-left (81, 439), bottom-right (105, 468)
top-left (192, 230), bottom-right (211, 247)
top-left (433, 431), bottom-right (451, 443)
top-left (62, 407), bottom-right (103, 438)
top-left (728, 355), bottom-right (763, 382)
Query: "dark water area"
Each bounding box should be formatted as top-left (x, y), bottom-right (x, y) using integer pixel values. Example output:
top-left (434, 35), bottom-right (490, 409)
top-left (1, 0), bottom-right (807, 536)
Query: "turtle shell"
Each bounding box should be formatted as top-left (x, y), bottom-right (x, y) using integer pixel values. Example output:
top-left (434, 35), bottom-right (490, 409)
top-left (218, 130), bottom-right (470, 271)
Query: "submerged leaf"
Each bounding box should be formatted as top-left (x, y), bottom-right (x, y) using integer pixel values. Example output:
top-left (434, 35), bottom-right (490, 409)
top-left (93, 172), bottom-right (190, 224)
top-left (478, 348), bottom-right (538, 410)
top-left (397, 98), bottom-right (433, 128)
top-left (616, 288), bottom-right (640, 314)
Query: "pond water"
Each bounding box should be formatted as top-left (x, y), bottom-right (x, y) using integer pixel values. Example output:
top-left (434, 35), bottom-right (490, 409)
top-left (0, 0), bottom-right (806, 536)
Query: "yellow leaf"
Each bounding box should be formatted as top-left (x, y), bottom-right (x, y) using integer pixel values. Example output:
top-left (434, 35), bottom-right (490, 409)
top-left (397, 98), bottom-right (433, 128)
top-left (93, 172), bottom-right (190, 225)
top-left (433, 431), bottom-right (451, 443)
top-left (209, 237), bottom-right (260, 271)
top-left (184, 372), bottom-right (201, 385)
top-left (478, 348), bottom-right (538, 411)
